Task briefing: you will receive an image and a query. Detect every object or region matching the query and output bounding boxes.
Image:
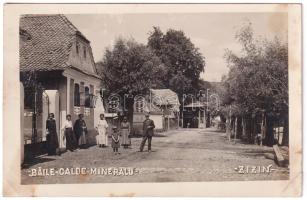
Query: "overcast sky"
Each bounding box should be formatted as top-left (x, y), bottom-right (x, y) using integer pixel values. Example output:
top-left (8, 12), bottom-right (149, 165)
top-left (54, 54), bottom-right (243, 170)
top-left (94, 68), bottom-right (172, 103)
top-left (67, 13), bottom-right (287, 82)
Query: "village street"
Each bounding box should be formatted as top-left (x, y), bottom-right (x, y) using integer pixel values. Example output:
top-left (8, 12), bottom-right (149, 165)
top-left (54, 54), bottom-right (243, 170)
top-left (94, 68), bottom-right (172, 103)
top-left (21, 128), bottom-right (289, 184)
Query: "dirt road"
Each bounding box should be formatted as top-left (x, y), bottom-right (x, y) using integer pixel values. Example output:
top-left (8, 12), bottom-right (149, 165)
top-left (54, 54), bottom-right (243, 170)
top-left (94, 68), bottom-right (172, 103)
top-left (21, 128), bottom-right (289, 184)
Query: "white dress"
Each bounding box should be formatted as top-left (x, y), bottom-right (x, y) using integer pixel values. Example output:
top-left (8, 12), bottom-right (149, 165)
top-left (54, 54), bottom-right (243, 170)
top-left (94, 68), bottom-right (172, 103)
top-left (96, 119), bottom-right (109, 146)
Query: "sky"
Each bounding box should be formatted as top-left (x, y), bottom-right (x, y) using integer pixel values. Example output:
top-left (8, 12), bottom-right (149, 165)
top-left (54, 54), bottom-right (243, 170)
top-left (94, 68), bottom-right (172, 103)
top-left (67, 13), bottom-right (287, 82)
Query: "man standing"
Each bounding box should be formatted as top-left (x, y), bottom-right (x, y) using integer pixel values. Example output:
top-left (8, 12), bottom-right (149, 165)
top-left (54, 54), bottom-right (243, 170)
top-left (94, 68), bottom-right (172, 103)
top-left (140, 113), bottom-right (155, 152)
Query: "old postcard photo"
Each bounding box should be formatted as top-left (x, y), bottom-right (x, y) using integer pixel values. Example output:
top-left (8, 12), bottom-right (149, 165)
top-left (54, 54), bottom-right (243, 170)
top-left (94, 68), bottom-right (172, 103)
top-left (3, 3), bottom-right (302, 197)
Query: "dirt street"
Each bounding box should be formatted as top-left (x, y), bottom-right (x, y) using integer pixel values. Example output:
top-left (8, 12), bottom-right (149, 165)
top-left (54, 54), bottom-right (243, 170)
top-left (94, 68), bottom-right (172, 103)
top-left (21, 128), bottom-right (289, 184)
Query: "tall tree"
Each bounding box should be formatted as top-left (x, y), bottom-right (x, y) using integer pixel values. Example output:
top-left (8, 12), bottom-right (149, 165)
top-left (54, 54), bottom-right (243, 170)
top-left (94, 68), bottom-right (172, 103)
top-left (97, 38), bottom-right (166, 122)
top-left (221, 23), bottom-right (288, 146)
top-left (147, 27), bottom-right (206, 99)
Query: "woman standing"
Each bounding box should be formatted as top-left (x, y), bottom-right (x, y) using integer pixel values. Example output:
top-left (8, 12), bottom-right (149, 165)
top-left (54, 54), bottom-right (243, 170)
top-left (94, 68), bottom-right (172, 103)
top-left (96, 114), bottom-right (109, 148)
top-left (46, 113), bottom-right (59, 155)
top-left (62, 114), bottom-right (76, 152)
top-left (120, 116), bottom-right (131, 148)
top-left (78, 120), bottom-right (87, 148)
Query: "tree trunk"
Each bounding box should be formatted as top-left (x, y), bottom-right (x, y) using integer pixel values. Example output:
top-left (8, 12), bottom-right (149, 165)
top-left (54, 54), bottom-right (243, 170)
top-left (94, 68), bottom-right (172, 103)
top-left (125, 97), bottom-right (134, 126)
top-left (264, 112), bottom-right (275, 147)
top-left (242, 117), bottom-right (247, 140)
top-left (237, 117), bottom-right (242, 139)
top-left (226, 117), bottom-right (231, 141)
top-left (251, 116), bottom-right (256, 144)
top-left (282, 115), bottom-right (289, 146)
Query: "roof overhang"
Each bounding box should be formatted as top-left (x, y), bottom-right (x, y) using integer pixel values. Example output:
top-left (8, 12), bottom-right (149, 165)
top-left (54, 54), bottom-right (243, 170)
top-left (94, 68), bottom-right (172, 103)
top-left (62, 67), bottom-right (102, 87)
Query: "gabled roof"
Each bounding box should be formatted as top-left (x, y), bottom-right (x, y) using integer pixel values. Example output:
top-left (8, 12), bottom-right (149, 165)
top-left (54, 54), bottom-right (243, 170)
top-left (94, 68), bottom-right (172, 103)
top-left (19, 14), bottom-right (98, 78)
top-left (150, 89), bottom-right (180, 106)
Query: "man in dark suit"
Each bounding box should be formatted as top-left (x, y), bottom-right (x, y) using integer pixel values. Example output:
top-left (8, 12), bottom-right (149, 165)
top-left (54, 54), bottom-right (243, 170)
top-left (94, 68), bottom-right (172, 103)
top-left (140, 113), bottom-right (155, 152)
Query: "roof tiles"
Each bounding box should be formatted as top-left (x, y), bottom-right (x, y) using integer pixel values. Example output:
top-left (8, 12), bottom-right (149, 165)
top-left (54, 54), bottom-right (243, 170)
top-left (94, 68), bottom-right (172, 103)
top-left (20, 15), bottom-right (85, 72)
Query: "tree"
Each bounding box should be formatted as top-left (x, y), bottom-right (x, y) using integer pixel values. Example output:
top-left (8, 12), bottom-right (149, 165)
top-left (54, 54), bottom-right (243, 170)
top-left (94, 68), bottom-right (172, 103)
top-left (97, 38), bottom-right (166, 122)
top-left (221, 23), bottom-right (288, 146)
top-left (147, 27), bottom-right (206, 99)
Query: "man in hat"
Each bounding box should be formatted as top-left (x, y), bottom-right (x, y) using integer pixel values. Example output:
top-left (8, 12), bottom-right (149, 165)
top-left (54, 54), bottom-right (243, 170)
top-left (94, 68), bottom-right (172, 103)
top-left (140, 113), bottom-right (155, 152)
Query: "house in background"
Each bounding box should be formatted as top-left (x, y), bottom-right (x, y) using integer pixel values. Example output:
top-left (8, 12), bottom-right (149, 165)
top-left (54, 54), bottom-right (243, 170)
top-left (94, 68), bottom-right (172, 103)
top-left (133, 89), bottom-right (180, 134)
top-left (182, 101), bottom-right (207, 128)
top-left (20, 14), bottom-right (105, 156)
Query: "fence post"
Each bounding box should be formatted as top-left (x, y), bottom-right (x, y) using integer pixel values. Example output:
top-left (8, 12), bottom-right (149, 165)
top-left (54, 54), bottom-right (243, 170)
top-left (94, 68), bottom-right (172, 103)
top-left (234, 117), bottom-right (238, 143)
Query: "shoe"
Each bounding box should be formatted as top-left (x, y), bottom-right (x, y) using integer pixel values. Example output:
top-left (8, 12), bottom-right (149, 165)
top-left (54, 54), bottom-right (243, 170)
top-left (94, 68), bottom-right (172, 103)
top-left (148, 150), bottom-right (152, 152)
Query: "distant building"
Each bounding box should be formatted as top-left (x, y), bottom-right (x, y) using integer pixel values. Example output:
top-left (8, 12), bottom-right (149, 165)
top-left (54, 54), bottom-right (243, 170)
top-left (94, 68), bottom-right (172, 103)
top-left (133, 89), bottom-right (180, 134)
top-left (183, 101), bottom-right (207, 128)
top-left (20, 15), bottom-right (105, 154)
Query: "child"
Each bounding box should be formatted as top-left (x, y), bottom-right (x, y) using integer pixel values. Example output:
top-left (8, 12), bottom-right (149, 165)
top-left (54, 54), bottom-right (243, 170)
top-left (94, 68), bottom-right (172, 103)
top-left (111, 126), bottom-right (121, 155)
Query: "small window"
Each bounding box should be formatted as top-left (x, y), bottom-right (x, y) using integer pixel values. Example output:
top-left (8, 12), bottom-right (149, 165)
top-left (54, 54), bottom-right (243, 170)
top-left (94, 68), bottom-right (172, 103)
top-left (74, 84), bottom-right (80, 106)
top-left (84, 87), bottom-right (90, 107)
top-left (76, 42), bottom-right (79, 54)
top-left (83, 47), bottom-right (86, 58)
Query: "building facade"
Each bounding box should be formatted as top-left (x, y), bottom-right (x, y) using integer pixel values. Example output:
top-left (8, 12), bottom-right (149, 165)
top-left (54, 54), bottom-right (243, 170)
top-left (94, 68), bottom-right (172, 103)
top-left (20, 15), bottom-right (105, 155)
top-left (133, 89), bottom-right (180, 134)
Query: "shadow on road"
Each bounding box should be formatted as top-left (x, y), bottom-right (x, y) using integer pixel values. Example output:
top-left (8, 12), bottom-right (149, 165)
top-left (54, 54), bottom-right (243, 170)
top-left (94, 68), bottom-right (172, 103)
top-left (22, 157), bottom-right (56, 169)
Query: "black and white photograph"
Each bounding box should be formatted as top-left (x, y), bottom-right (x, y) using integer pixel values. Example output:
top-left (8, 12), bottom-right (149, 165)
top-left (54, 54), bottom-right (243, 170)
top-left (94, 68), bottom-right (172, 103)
top-left (3, 3), bottom-right (302, 197)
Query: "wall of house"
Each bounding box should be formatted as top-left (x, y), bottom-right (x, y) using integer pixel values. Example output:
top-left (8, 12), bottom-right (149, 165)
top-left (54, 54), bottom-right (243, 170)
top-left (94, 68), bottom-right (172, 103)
top-left (133, 113), bottom-right (164, 135)
top-left (66, 74), bottom-right (100, 145)
top-left (67, 37), bottom-right (96, 74)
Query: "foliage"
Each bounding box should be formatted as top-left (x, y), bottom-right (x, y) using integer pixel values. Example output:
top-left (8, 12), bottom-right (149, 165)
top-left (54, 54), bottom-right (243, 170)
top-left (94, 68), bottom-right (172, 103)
top-left (147, 27), bottom-right (206, 97)
top-left (20, 71), bottom-right (45, 113)
top-left (97, 38), bottom-right (166, 119)
top-left (98, 38), bottom-right (166, 95)
top-left (221, 23), bottom-right (288, 117)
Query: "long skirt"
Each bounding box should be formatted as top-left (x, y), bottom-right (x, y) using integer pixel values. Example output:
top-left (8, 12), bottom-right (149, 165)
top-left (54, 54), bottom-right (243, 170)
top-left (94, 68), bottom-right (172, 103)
top-left (121, 128), bottom-right (131, 146)
top-left (78, 131), bottom-right (87, 146)
top-left (46, 131), bottom-right (59, 155)
top-left (97, 128), bottom-right (108, 146)
top-left (65, 128), bottom-right (76, 151)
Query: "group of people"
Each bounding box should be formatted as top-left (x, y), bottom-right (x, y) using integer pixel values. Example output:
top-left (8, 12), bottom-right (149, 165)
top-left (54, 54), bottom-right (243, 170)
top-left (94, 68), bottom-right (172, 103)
top-left (46, 113), bottom-right (89, 155)
top-left (45, 112), bottom-right (155, 156)
top-left (61, 114), bottom-right (88, 152)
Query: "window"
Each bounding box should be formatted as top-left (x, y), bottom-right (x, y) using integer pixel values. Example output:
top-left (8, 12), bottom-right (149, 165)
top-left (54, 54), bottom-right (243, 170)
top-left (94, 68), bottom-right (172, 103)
top-left (74, 84), bottom-right (80, 106)
top-left (83, 47), bottom-right (86, 58)
top-left (84, 86), bottom-right (90, 107)
top-left (76, 42), bottom-right (79, 54)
